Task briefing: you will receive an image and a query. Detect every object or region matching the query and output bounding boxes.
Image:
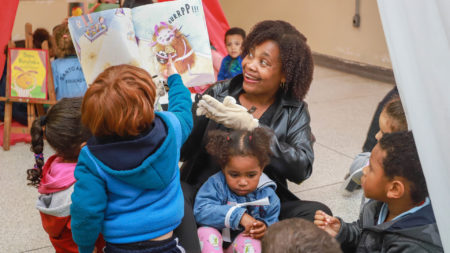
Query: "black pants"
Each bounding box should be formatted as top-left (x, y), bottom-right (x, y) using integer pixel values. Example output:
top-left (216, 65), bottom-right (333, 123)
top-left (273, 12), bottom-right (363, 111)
top-left (174, 182), bottom-right (201, 253)
top-left (105, 235), bottom-right (184, 253)
top-left (174, 182), bottom-right (332, 253)
top-left (279, 199), bottom-right (332, 221)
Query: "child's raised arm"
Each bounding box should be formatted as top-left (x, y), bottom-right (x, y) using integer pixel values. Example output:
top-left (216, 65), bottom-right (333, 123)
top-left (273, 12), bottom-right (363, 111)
top-left (165, 56), bottom-right (193, 143)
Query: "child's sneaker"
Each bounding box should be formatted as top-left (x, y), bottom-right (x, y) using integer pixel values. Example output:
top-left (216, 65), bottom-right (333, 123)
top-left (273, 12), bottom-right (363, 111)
top-left (341, 168), bottom-right (363, 195)
top-left (341, 152), bottom-right (370, 196)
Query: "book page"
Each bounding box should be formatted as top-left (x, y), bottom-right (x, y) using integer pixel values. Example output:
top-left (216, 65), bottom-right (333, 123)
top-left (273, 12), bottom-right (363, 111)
top-left (132, 0), bottom-right (215, 87)
top-left (68, 8), bottom-right (141, 85)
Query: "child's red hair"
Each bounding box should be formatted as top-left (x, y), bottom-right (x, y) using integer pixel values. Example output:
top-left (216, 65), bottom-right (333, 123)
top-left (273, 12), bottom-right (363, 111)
top-left (82, 64), bottom-right (156, 137)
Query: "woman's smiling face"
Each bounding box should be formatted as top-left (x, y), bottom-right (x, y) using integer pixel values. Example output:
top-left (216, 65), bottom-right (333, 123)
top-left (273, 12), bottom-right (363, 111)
top-left (241, 40), bottom-right (285, 98)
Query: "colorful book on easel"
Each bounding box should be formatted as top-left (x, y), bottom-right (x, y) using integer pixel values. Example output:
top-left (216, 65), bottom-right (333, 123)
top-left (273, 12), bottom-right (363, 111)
top-left (8, 48), bottom-right (48, 100)
top-left (68, 0), bottom-right (215, 87)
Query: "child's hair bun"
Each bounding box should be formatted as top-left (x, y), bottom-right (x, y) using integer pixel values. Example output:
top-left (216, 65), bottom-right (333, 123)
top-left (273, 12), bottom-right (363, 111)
top-left (53, 24), bottom-right (76, 58)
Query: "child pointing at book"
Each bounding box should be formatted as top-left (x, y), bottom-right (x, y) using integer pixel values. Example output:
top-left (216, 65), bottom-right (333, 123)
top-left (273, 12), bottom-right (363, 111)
top-left (70, 57), bottom-right (193, 253)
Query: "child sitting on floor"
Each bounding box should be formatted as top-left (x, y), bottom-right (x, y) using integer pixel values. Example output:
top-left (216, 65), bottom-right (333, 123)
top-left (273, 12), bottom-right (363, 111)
top-left (28, 97), bottom-right (105, 252)
top-left (217, 27), bottom-right (246, 81)
top-left (342, 97), bottom-right (408, 194)
top-left (70, 58), bottom-right (193, 253)
top-left (194, 127), bottom-right (280, 253)
top-left (315, 131), bottom-right (443, 252)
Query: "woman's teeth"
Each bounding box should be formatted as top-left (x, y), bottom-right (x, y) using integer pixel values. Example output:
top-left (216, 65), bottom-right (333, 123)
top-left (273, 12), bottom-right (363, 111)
top-left (245, 73), bottom-right (259, 80)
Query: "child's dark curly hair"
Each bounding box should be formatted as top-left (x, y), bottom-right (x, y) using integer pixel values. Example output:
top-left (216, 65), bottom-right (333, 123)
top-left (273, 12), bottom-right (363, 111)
top-left (379, 131), bottom-right (428, 204)
top-left (33, 28), bottom-right (50, 49)
top-left (27, 97), bottom-right (91, 187)
top-left (206, 127), bottom-right (272, 169)
top-left (242, 20), bottom-right (313, 100)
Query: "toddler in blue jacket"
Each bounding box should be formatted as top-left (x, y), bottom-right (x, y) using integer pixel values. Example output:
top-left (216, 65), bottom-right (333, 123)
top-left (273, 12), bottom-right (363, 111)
top-left (194, 128), bottom-right (280, 253)
top-left (70, 59), bottom-right (192, 253)
top-left (217, 27), bottom-right (245, 81)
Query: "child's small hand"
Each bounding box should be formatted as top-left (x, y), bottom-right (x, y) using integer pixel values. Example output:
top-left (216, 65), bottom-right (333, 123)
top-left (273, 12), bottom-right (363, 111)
top-left (164, 55), bottom-right (178, 78)
top-left (240, 213), bottom-right (256, 236)
top-left (249, 220), bottom-right (266, 239)
top-left (314, 210), bottom-right (341, 237)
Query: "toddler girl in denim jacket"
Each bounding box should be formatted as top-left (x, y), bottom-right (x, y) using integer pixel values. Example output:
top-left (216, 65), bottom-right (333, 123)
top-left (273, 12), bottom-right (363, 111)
top-left (194, 128), bottom-right (280, 253)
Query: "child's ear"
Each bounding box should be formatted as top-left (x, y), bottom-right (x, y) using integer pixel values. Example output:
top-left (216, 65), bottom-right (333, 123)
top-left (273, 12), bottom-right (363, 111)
top-left (386, 179), bottom-right (405, 199)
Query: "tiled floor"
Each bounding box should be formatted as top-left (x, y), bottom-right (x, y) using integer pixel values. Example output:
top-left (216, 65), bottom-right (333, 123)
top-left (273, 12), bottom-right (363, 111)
top-left (0, 66), bottom-right (393, 252)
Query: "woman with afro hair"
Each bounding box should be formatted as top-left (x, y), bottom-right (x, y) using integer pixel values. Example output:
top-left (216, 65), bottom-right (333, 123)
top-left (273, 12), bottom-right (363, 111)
top-left (175, 20), bottom-right (332, 251)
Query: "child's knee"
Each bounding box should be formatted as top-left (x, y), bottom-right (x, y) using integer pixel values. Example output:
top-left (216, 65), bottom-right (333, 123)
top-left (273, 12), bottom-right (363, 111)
top-left (229, 233), bottom-right (261, 253)
top-left (197, 227), bottom-right (223, 252)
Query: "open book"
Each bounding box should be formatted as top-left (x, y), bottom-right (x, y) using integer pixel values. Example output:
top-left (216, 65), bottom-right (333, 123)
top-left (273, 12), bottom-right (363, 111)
top-left (68, 0), bottom-right (215, 87)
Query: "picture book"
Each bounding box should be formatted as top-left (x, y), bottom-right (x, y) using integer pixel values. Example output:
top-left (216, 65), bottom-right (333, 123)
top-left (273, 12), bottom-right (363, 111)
top-left (68, 0), bottom-right (215, 87)
top-left (8, 48), bottom-right (48, 100)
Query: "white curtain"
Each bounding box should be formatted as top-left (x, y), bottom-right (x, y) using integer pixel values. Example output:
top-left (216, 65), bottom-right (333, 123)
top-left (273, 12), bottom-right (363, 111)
top-left (377, 0), bottom-right (450, 251)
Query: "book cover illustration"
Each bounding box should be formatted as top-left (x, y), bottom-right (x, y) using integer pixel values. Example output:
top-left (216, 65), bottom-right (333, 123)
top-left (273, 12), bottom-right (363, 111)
top-left (68, 0), bottom-right (214, 87)
top-left (8, 49), bottom-right (48, 100)
top-left (68, 8), bottom-right (142, 85)
top-left (132, 0), bottom-right (214, 87)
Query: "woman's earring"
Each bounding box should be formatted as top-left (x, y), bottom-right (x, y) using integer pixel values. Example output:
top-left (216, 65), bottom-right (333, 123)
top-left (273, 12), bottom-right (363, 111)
top-left (280, 82), bottom-right (286, 89)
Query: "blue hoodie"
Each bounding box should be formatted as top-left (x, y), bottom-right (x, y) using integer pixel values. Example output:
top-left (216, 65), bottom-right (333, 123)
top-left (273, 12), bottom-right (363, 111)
top-left (70, 74), bottom-right (193, 253)
top-left (194, 171), bottom-right (280, 233)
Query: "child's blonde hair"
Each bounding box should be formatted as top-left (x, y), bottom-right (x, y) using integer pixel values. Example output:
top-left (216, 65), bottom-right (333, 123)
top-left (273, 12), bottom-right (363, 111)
top-left (383, 96), bottom-right (408, 132)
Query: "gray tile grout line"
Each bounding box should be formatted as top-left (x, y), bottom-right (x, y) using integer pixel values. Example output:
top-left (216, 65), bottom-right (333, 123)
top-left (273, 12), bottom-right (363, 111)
top-left (20, 245), bottom-right (52, 253)
top-left (315, 142), bottom-right (355, 160)
top-left (288, 142), bottom-right (356, 193)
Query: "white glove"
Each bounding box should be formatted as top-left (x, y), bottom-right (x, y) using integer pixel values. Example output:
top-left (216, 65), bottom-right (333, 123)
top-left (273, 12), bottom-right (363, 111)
top-left (196, 95), bottom-right (259, 131)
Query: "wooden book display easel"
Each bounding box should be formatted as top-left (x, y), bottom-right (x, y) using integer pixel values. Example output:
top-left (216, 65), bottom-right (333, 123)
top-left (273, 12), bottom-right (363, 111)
top-left (0, 23), bottom-right (57, 150)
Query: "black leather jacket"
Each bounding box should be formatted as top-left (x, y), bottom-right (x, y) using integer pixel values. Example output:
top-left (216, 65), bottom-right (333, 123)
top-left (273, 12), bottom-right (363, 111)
top-left (180, 75), bottom-right (315, 202)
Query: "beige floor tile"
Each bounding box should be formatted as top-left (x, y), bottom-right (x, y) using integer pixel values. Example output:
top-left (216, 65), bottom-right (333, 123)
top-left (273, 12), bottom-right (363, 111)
top-left (308, 95), bottom-right (388, 157)
top-left (287, 144), bottom-right (353, 193)
top-left (0, 143), bottom-right (54, 252)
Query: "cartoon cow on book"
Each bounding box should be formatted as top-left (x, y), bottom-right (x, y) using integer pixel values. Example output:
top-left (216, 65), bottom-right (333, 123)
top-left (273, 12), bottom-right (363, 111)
top-left (150, 22), bottom-right (195, 75)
